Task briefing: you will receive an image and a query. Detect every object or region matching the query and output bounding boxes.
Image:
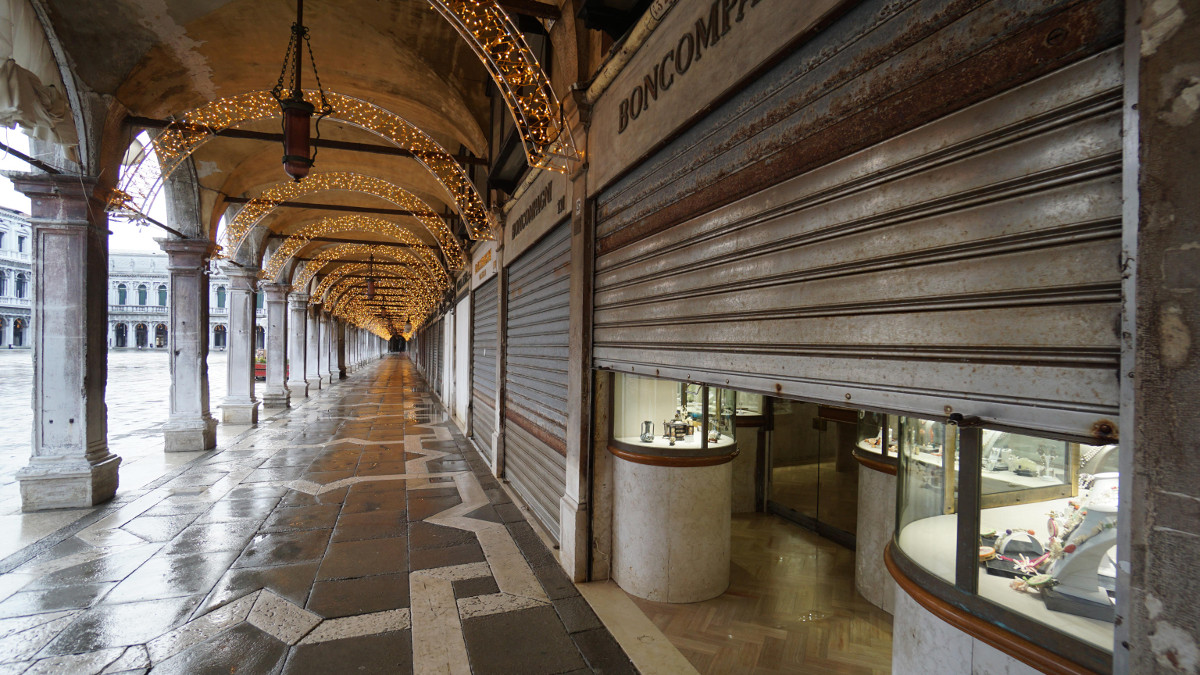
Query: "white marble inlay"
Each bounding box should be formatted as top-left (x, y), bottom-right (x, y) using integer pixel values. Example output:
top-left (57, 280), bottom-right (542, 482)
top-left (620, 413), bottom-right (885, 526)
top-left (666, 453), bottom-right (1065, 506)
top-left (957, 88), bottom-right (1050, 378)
top-left (298, 608), bottom-right (411, 645)
top-left (409, 570), bottom-right (472, 675)
top-left (457, 592), bottom-right (545, 620)
top-left (146, 591), bottom-right (259, 663)
top-left (246, 590), bottom-right (321, 645)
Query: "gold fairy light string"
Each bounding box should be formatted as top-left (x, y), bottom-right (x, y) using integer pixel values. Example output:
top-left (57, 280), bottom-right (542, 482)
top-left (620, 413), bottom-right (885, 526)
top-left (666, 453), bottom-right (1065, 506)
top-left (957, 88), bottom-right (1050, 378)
top-left (225, 172), bottom-right (465, 269)
top-left (110, 89), bottom-right (494, 240)
top-left (430, 0), bottom-right (580, 172)
top-left (262, 214), bottom-right (447, 283)
top-left (291, 242), bottom-right (443, 290)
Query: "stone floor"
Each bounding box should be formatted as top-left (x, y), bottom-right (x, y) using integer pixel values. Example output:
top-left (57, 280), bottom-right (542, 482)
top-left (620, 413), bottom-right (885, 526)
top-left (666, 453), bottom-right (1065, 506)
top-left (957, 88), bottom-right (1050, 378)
top-left (0, 355), bottom-right (633, 674)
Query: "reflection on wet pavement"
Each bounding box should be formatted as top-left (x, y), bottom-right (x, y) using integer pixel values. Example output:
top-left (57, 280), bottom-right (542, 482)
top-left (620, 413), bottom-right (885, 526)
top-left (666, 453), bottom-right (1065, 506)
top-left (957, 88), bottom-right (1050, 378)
top-left (0, 355), bottom-right (634, 673)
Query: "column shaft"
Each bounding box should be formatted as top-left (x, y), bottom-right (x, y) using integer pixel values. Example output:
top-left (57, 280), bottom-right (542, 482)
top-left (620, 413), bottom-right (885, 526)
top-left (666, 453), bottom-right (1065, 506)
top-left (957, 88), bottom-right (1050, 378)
top-left (306, 303), bottom-right (323, 390)
top-left (323, 313), bottom-right (335, 383)
top-left (221, 266), bottom-right (259, 424)
top-left (260, 283), bottom-right (290, 408)
top-left (159, 238), bottom-right (217, 451)
top-left (288, 292), bottom-right (309, 398)
top-left (13, 173), bottom-right (119, 510)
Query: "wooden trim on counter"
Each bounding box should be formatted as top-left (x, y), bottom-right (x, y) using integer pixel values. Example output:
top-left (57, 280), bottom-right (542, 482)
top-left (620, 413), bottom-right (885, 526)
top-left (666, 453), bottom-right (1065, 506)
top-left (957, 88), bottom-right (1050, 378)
top-left (852, 449), bottom-right (897, 475)
top-left (607, 443), bottom-right (740, 468)
top-left (884, 544), bottom-right (1105, 675)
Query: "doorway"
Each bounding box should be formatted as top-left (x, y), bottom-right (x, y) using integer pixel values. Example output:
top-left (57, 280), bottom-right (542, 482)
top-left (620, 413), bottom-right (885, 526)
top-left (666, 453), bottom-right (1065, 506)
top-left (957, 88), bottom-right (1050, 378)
top-left (766, 400), bottom-right (859, 548)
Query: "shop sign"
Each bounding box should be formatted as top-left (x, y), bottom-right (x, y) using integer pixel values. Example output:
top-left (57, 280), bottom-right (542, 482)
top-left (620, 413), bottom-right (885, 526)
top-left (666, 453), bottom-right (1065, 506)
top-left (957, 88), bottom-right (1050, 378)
top-left (470, 239), bottom-right (498, 289)
top-left (590, 0), bottom-right (844, 191)
top-left (503, 168), bottom-right (570, 262)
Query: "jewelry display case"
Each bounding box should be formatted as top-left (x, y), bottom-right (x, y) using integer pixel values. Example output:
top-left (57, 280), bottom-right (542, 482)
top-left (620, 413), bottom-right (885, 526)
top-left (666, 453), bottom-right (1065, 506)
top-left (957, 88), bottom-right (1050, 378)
top-left (611, 372), bottom-right (737, 456)
top-left (856, 412), bottom-right (897, 457)
top-left (893, 415), bottom-right (1119, 656)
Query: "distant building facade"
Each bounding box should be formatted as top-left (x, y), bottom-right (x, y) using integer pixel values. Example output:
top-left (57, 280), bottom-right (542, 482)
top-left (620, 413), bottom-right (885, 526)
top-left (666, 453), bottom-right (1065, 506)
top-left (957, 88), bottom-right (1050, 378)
top-left (0, 207), bottom-right (31, 348)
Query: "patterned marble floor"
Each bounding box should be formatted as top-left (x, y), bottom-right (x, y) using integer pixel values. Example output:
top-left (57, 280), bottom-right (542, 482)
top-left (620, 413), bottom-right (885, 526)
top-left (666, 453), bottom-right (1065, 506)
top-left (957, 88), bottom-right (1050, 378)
top-left (0, 355), bottom-right (632, 674)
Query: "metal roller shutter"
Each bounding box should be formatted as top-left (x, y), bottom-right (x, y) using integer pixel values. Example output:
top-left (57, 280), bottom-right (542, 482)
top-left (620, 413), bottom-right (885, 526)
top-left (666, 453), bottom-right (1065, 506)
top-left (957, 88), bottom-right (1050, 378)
top-left (471, 276), bottom-right (499, 458)
top-left (433, 318), bottom-right (444, 400)
top-left (504, 222), bottom-right (571, 540)
top-left (594, 50), bottom-right (1123, 440)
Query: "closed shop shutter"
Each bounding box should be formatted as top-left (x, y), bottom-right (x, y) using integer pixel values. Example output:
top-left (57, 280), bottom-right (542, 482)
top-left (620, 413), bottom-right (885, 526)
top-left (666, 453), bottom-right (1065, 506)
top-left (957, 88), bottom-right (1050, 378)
top-left (472, 276), bottom-right (499, 457)
top-left (594, 50), bottom-right (1123, 440)
top-left (504, 222), bottom-right (571, 540)
top-left (433, 318), bottom-right (444, 400)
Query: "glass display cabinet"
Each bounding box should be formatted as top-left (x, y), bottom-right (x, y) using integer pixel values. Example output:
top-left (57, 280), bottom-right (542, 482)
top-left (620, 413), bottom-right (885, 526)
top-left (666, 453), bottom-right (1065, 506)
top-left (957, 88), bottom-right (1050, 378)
top-left (611, 372), bottom-right (738, 455)
top-left (892, 414), bottom-right (1119, 668)
top-left (855, 412), bottom-right (898, 457)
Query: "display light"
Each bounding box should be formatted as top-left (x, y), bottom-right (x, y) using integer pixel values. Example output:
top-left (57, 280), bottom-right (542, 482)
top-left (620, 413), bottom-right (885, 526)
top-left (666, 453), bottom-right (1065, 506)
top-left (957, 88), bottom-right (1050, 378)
top-left (271, 0), bottom-right (332, 181)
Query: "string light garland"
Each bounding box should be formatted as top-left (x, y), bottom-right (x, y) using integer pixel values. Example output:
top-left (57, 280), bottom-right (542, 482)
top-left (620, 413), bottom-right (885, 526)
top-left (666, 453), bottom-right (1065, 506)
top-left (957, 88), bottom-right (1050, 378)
top-left (110, 89), bottom-right (494, 240)
top-left (224, 171), bottom-right (465, 269)
top-left (261, 214), bottom-right (447, 283)
top-left (430, 0), bottom-right (580, 172)
top-left (291, 242), bottom-right (444, 291)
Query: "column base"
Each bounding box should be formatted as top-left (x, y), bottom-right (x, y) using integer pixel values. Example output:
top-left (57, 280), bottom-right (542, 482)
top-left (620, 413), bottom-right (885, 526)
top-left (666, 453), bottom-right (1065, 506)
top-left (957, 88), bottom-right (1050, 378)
top-left (306, 376), bottom-right (322, 391)
top-left (221, 399), bottom-right (260, 425)
top-left (339, 368), bottom-right (347, 380)
top-left (288, 380), bottom-right (309, 398)
top-left (320, 375), bottom-right (331, 386)
top-left (162, 416), bottom-right (217, 452)
top-left (261, 390), bottom-right (290, 409)
top-left (18, 453), bottom-right (121, 511)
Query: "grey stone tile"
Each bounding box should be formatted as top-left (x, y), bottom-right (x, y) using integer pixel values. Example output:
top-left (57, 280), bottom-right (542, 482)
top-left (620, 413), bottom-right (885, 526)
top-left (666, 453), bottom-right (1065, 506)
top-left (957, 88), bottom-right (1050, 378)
top-left (233, 530), bottom-right (333, 569)
top-left (316, 537), bottom-right (408, 580)
top-left (306, 572), bottom-right (409, 618)
top-left (193, 498), bottom-right (281, 524)
top-left (260, 505), bottom-right (342, 533)
top-left (243, 467), bottom-right (306, 483)
top-left (410, 541), bottom-right (485, 571)
top-left (150, 623), bottom-right (288, 675)
top-left (119, 514), bottom-right (201, 543)
top-left (534, 562), bottom-right (580, 602)
top-left (331, 511), bottom-right (407, 543)
top-left (38, 595), bottom-right (202, 657)
top-left (197, 562), bottom-right (321, 616)
top-left (282, 629), bottom-right (412, 675)
top-left (462, 606), bottom-right (586, 675)
top-left (451, 576), bottom-right (500, 600)
top-left (341, 490), bottom-right (408, 515)
top-left (553, 596), bottom-right (603, 635)
top-left (0, 583), bottom-right (116, 618)
top-left (25, 547), bottom-right (158, 590)
top-left (161, 519), bottom-right (260, 556)
top-left (408, 522), bottom-right (477, 551)
top-left (406, 494), bottom-right (461, 521)
top-left (494, 502), bottom-right (525, 523)
top-left (102, 551), bottom-right (239, 605)
top-left (571, 627), bottom-right (637, 674)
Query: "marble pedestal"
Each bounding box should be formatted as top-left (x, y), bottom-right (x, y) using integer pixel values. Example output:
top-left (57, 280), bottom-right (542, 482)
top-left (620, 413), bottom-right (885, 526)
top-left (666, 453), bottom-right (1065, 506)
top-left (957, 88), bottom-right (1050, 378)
top-left (162, 418), bottom-right (218, 452)
top-left (18, 455), bottom-right (121, 510)
top-left (221, 401), bottom-right (260, 425)
top-left (611, 455), bottom-right (732, 603)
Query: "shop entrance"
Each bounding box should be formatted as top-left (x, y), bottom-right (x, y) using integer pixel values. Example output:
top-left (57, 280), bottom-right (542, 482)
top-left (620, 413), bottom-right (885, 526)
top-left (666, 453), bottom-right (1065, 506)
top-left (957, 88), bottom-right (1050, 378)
top-left (766, 401), bottom-right (859, 549)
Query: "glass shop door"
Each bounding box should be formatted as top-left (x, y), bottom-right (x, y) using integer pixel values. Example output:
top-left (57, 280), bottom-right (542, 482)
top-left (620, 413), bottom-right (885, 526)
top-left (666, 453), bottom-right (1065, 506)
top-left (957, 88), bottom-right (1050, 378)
top-left (765, 399), bottom-right (859, 549)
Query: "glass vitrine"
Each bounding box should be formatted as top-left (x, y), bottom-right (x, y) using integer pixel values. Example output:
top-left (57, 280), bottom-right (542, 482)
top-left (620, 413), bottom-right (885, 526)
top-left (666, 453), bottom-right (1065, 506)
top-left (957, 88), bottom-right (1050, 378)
top-left (856, 412), bottom-right (898, 457)
top-left (611, 372), bottom-right (736, 453)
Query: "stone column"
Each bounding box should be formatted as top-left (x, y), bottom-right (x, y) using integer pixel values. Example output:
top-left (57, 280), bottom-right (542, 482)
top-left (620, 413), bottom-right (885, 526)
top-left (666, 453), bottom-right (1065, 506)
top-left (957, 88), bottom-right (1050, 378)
top-left (12, 173), bottom-right (120, 511)
top-left (260, 283), bottom-right (290, 408)
top-left (158, 238), bottom-right (217, 452)
top-left (337, 319), bottom-right (347, 379)
top-left (287, 292), bottom-right (309, 398)
top-left (323, 312), bottom-right (336, 384)
top-left (221, 265), bottom-right (259, 424)
top-left (306, 303), bottom-right (323, 390)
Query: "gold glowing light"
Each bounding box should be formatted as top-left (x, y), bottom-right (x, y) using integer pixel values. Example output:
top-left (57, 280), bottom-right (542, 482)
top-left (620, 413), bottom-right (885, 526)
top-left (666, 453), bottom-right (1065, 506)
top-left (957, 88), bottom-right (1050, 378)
top-left (224, 172), bottom-right (465, 269)
top-left (262, 215), bottom-right (448, 283)
top-left (430, 0), bottom-right (580, 172)
top-left (111, 89), bottom-right (494, 240)
top-left (291, 242), bottom-right (445, 291)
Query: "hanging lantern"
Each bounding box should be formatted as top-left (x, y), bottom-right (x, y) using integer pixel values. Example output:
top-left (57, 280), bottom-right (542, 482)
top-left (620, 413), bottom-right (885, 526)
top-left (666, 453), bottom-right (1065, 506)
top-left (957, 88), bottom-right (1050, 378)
top-left (270, 0), bottom-right (332, 182)
top-left (403, 318), bottom-right (413, 334)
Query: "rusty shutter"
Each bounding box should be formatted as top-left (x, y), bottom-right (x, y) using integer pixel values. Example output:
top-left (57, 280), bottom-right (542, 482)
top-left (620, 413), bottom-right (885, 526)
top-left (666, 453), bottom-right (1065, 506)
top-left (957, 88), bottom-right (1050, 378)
top-left (504, 222), bottom-right (571, 540)
top-left (471, 275), bottom-right (499, 459)
top-left (594, 49), bottom-right (1123, 440)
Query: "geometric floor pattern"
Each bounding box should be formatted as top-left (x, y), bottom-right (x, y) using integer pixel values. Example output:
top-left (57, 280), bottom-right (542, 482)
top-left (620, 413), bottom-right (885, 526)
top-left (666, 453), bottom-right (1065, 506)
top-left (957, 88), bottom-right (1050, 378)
top-left (0, 355), bottom-right (633, 674)
top-left (630, 513), bottom-right (893, 674)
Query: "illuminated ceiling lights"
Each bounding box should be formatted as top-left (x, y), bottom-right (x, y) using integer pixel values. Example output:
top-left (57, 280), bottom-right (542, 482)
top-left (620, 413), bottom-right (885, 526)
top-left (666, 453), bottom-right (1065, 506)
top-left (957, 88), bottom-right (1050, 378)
top-left (224, 172), bottom-right (466, 268)
top-left (430, 0), bottom-right (580, 172)
top-left (291, 242), bottom-right (444, 291)
top-left (271, 0), bottom-right (333, 181)
top-left (110, 91), bottom-right (494, 240)
top-left (260, 215), bottom-right (447, 284)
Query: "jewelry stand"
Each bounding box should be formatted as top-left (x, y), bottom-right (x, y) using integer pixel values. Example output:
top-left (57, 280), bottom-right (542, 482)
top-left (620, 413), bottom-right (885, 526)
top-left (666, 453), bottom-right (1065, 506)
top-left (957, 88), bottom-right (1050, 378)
top-left (1043, 503), bottom-right (1117, 622)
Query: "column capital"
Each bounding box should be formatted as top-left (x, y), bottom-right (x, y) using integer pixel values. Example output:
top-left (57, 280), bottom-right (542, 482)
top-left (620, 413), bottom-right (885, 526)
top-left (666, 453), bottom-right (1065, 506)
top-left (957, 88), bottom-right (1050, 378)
top-left (4, 171), bottom-right (103, 221)
top-left (260, 282), bottom-right (290, 302)
top-left (221, 263), bottom-right (261, 291)
top-left (157, 238), bottom-right (216, 270)
top-left (288, 291), bottom-right (309, 308)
